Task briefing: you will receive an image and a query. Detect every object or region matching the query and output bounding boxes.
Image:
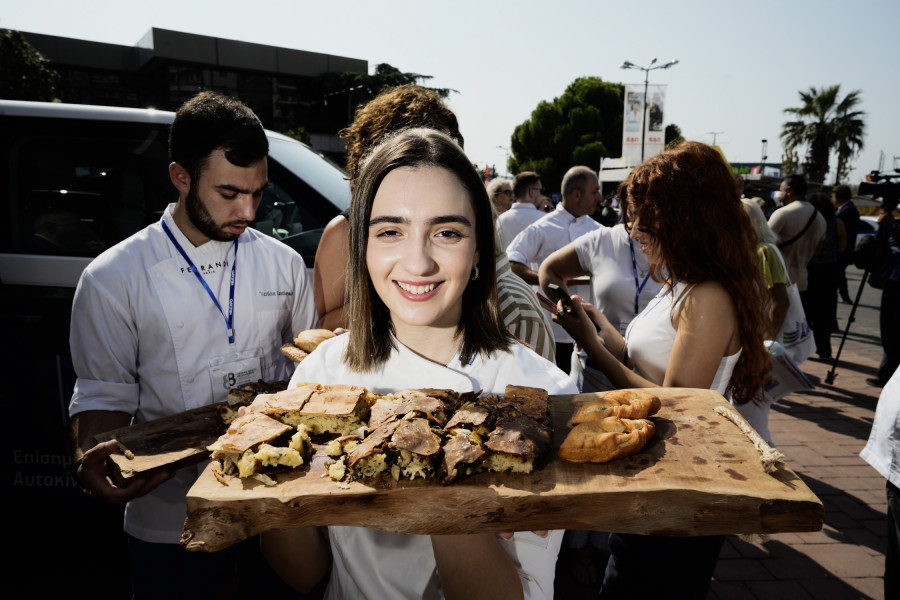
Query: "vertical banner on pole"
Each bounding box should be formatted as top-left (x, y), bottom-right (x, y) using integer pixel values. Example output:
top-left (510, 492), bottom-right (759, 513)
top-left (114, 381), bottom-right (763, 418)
top-left (644, 84), bottom-right (667, 160)
top-left (622, 84), bottom-right (643, 167)
top-left (622, 84), bottom-right (668, 166)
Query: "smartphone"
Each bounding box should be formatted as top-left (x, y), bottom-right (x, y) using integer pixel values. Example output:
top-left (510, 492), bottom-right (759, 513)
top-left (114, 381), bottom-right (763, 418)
top-left (547, 283), bottom-right (601, 332)
top-left (547, 283), bottom-right (573, 312)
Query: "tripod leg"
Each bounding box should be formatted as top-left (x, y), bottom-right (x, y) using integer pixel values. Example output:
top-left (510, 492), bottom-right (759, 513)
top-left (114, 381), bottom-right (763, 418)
top-left (825, 270), bottom-right (869, 384)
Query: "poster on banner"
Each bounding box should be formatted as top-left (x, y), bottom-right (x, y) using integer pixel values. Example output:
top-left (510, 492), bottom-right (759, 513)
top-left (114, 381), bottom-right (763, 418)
top-left (622, 84), bottom-right (667, 167)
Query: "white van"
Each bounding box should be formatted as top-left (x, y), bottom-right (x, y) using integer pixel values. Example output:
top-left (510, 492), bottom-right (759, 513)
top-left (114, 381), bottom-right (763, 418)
top-left (0, 99), bottom-right (350, 584)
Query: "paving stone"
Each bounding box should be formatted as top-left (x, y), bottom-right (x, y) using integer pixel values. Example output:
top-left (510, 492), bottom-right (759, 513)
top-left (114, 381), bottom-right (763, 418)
top-left (848, 577), bottom-right (887, 600)
top-left (706, 580), bottom-right (757, 600)
top-left (728, 537), bottom-right (772, 559)
top-left (859, 518), bottom-right (889, 537)
top-left (795, 527), bottom-right (848, 544)
top-left (829, 494), bottom-right (886, 520)
top-left (830, 455), bottom-right (874, 465)
top-left (824, 512), bottom-right (863, 530)
top-left (745, 579), bottom-right (817, 599)
top-left (713, 557), bottom-right (774, 582)
top-left (761, 544), bottom-right (834, 579)
top-left (800, 542), bottom-right (885, 578)
top-left (825, 476), bottom-right (885, 492)
top-left (768, 531), bottom-right (806, 545)
top-left (800, 576), bottom-right (885, 599)
top-left (840, 527), bottom-right (886, 556)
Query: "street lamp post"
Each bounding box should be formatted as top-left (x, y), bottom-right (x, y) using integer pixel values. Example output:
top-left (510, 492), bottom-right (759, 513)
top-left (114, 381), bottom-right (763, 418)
top-left (621, 57), bottom-right (679, 161)
top-left (496, 145), bottom-right (510, 176)
top-left (707, 131), bottom-right (724, 146)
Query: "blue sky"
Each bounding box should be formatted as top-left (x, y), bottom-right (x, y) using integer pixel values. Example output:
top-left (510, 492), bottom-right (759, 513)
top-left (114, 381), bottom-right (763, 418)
top-left (3, 0), bottom-right (897, 187)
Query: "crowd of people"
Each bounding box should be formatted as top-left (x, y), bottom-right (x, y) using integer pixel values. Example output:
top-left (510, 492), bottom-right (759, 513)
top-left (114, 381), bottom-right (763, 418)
top-left (68, 87), bottom-right (897, 599)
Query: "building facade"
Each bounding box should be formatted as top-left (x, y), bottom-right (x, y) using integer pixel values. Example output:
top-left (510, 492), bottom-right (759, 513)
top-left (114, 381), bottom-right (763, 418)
top-left (21, 28), bottom-right (368, 154)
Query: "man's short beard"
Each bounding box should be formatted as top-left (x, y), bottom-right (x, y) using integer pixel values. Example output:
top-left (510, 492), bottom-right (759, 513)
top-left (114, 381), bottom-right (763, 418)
top-left (185, 183), bottom-right (245, 242)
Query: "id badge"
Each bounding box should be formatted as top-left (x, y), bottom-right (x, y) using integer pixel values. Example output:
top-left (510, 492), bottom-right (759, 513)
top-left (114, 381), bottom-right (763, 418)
top-left (209, 350), bottom-right (262, 393)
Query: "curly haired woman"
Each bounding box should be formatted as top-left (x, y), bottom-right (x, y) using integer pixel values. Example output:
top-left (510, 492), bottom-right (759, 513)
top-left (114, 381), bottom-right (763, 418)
top-left (552, 141), bottom-right (770, 598)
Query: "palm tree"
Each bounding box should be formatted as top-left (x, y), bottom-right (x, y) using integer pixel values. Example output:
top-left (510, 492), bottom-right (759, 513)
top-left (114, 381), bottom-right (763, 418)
top-left (780, 85), bottom-right (865, 184)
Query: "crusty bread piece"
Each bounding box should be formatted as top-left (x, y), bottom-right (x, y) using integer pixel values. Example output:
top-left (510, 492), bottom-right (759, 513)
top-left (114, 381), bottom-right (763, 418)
top-left (293, 329), bottom-right (336, 353)
top-left (500, 384), bottom-right (550, 424)
top-left (368, 389), bottom-right (453, 430)
top-left (283, 384), bottom-right (370, 434)
top-left (558, 416), bottom-right (656, 463)
top-left (208, 412), bottom-right (292, 454)
top-left (280, 342), bottom-right (309, 363)
top-left (483, 411), bottom-right (552, 474)
top-left (247, 382), bottom-right (321, 415)
top-left (569, 389), bottom-right (661, 426)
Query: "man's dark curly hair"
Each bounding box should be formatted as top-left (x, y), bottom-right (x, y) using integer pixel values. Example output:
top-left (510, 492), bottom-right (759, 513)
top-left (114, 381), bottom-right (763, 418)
top-left (169, 91), bottom-right (267, 184)
top-left (340, 84), bottom-right (462, 187)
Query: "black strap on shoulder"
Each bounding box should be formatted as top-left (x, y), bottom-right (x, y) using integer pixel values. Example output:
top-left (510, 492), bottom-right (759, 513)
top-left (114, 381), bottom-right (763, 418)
top-left (777, 205), bottom-right (819, 249)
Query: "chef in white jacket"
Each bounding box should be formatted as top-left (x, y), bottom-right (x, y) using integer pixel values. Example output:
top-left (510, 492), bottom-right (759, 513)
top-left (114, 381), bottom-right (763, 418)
top-left (70, 91), bottom-right (316, 599)
top-left (263, 128), bottom-right (575, 600)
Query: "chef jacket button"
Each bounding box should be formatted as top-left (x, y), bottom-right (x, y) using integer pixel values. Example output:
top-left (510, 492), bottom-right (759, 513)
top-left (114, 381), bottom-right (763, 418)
top-left (176, 322), bottom-right (184, 328)
top-left (186, 377), bottom-right (194, 383)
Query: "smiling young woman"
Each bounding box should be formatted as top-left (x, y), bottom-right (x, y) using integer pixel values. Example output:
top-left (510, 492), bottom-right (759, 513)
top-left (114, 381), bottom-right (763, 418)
top-left (263, 128), bottom-right (577, 599)
top-left (365, 165), bottom-right (479, 359)
top-left (345, 127), bottom-right (517, 372)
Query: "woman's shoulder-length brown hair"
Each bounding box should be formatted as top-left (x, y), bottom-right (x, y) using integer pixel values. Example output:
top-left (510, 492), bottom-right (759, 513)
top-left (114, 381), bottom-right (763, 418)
top-left (618, 141), bottom-right (770, 404)
top-left (344, 127), bottom-right (515, 372)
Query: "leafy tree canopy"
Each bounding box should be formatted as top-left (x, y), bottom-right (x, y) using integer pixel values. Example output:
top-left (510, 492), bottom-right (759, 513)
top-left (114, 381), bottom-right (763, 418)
top-left (781, 85), bottom-right (865, 184)
top-left (665, 123), bottom-right (684, 148)
top-left (308, 63), bottom-right (456, 135)
top-left (0, 29), bottom-right (59, 101)
top-left (509, 77), bottom-right (625, 193)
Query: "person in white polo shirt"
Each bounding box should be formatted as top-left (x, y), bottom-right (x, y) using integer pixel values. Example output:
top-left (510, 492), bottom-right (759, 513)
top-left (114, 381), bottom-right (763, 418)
top-left (497, 171), bottom-right (545, 249)
top-left (506, 166), bottom-right (603, 372)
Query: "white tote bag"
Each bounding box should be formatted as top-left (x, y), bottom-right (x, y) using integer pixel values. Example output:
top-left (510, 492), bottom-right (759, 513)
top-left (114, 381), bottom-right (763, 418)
top-left (772, 246), bottom-right (815, 364)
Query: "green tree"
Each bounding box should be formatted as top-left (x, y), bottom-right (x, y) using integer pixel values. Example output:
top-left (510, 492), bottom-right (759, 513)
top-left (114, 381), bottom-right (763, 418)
top-left (664, 123), bottom-right (684, 149)
top-left (0, 29), bottom-right (59, 101)
top-left (781, 85), bottom-right (865, 184)
top-left (509, 77), bottom-right (624, 194)
top-left (311, 63), bottom-right (455, 133)
top-left (283, 125), bottom-right (311, 146)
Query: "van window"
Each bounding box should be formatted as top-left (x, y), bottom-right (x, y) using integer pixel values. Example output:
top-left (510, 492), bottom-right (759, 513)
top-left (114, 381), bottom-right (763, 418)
top-left (2, 116), bottom-right (173, 257)
top-left (1, 116), bottom-right (350, 265)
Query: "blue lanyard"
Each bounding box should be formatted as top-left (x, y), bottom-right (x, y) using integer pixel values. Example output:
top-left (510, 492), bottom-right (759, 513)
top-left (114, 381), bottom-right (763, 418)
top-left (161, 219), bottom-right (238, 345)
top-left (629, 239), bottom-right (652, 315)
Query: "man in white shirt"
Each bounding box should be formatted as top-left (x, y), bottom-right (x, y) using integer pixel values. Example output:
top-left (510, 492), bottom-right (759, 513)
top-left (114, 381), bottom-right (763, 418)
top-left (507, 165), bottom-right (603, 372)
top-left (768, 174), bottom-right (826, 292)
top-left (69, 91), bottom-right (317, 598)
top-left (497, 171), bottom-right (545, 249)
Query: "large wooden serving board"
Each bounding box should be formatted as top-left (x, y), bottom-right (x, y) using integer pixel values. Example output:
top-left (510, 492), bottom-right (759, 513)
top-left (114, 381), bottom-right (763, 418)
top-left (95, 403), bottom-right (224, 487)
top-left (182, 388), bottom-right (824, 552)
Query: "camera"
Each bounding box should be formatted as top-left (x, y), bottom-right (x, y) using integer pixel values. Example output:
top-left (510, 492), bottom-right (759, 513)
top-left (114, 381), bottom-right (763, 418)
top-left (858, 170), bottom-right (900, 212)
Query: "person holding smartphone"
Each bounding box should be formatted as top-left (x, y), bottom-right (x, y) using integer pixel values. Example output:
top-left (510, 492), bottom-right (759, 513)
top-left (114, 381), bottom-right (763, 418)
top-left (551, 141), bottom-right (770, 599)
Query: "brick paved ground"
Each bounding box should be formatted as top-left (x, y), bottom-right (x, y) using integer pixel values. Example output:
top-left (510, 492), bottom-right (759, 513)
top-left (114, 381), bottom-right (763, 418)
top-left (554, 266), bottom-right (889, 599)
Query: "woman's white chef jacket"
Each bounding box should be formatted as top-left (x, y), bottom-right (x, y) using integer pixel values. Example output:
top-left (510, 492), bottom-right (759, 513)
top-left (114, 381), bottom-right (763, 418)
top-left (69, 206), bottom-right (317, 543)
top-left (288, 333), bottom-right (577, 600)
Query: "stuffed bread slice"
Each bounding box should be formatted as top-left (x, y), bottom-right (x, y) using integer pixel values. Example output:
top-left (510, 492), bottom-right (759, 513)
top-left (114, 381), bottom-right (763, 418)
top-left (208, 412), bottom-right (313, 484)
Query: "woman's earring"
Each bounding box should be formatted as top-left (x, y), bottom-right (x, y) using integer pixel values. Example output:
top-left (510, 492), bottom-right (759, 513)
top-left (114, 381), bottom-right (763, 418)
top-left (471, 266), bottom-right (479, 281)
